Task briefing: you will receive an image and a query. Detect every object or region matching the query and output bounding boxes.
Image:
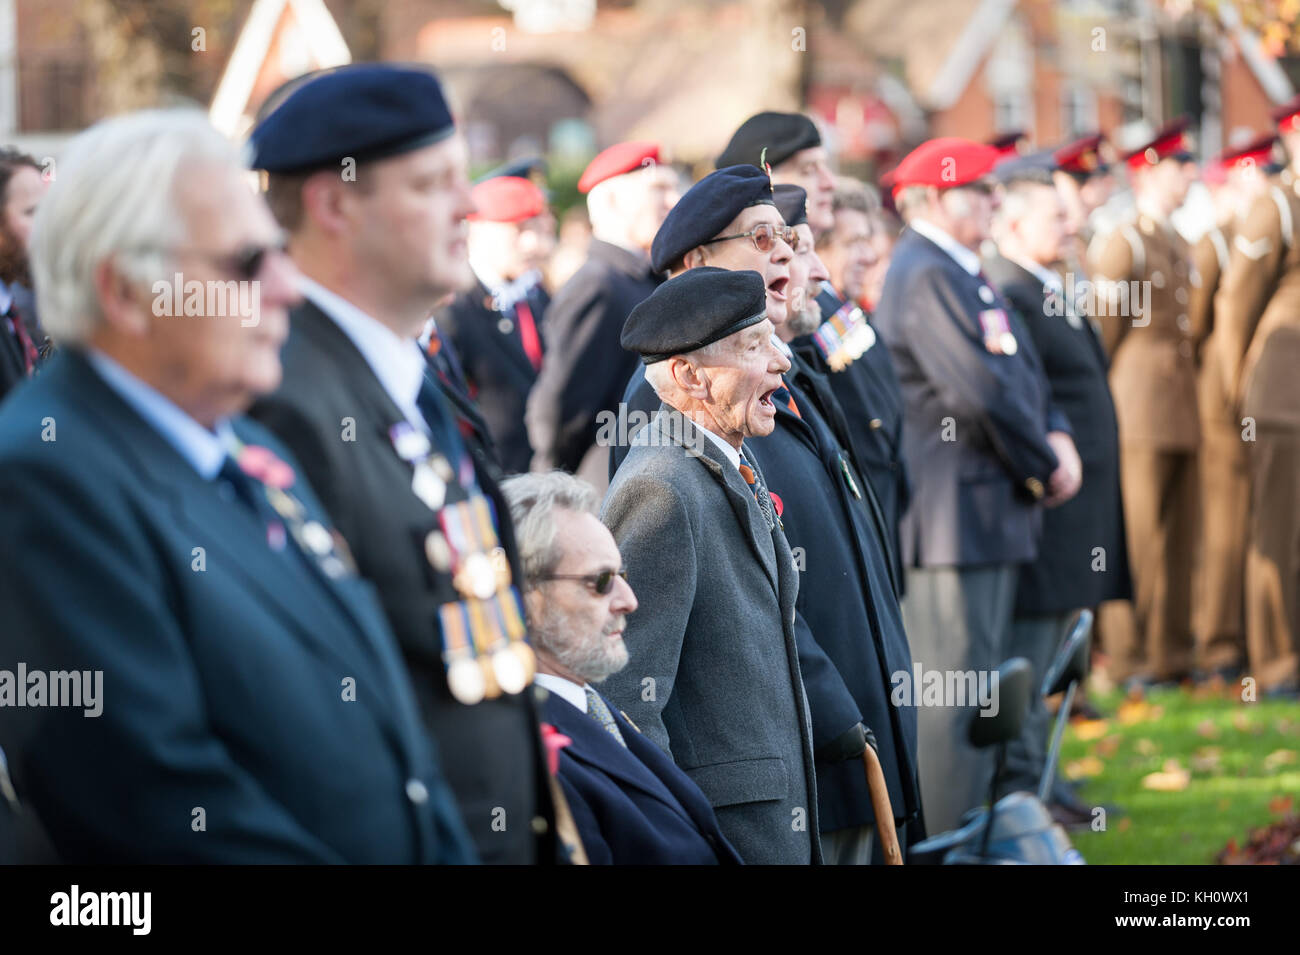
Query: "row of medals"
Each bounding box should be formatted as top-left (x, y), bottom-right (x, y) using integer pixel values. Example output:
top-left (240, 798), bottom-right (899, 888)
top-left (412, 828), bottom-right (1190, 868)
top-left (398, 426), bottom-right (536, 706)
top-left (264, 485), bottom-right (355, 579)
top-left (818, 302), bottom-right (877, 372)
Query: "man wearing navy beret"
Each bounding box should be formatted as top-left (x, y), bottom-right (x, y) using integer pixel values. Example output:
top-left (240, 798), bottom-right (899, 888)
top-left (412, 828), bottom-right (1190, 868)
top-left (600, 266), bottom-right (822, 864)
top-left (609, 168), bottom-right (921, 863)
top-left (246, 64), bottom-right (570, 864)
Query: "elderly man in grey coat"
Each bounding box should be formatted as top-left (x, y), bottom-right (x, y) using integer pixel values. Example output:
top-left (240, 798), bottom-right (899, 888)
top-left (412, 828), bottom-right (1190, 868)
top-left (599, 266), bottom-right (822, 864)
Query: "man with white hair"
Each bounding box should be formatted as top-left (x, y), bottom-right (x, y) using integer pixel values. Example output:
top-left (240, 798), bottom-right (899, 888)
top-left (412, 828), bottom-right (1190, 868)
top-left (0, 109), bottom-right (474, 862)
top-left (501, 470), bottom-right (741, 864)
top-left (525, 141), bottom-right (677, 491)
top-left (602, 266), bottom-right (822, 864)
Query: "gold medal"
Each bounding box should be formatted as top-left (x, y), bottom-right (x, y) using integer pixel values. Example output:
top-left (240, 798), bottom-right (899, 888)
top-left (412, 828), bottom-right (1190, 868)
top-left (424, 530), bottom-right (452, 572)
top-left (462, 552), bottom-right (497, 600)
top-left (510, 640), bottom-right (536, 684)
top-left (1000, 332), bottom-right (1018, 355)
top-left (488, 546), bottom-right (512, 591)
top-left (266, 486), bottom-right (303, 520)
top-left (431, 455), bottom-right (454, 482)
top-left (447, 657), bottom-right (485, 705)
top-left (492, 646), bottom-right (527, 695)
top-left (412, 463), bottom-right (447, 512)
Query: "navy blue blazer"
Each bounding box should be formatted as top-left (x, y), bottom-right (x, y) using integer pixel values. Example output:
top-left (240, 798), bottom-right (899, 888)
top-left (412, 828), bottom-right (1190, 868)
top-left (543, 686), bottom-right (741, 865)
top-left (0, 350), bottom-right (475, 863)
top-left (874, 229), bottom-right (1062, 567)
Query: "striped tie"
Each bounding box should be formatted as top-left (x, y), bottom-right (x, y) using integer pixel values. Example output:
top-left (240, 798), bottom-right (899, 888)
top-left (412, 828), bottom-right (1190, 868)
top-left (772, 378), bottom-right (801, 418)
top-left (584, 686), bottom-right (627, 747)
top-left (738, 451), bottom-right (775, 529)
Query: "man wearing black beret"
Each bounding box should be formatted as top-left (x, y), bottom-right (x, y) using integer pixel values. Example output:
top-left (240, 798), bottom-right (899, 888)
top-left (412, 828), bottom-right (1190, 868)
top-left (611, 170), bottom-right (922, 863)
top-left (246, 63), bottom-right (571, 864)
top-left (719, 112), bottom-right (912, 595)
top-left (599, 266), bottom-right (822, 864)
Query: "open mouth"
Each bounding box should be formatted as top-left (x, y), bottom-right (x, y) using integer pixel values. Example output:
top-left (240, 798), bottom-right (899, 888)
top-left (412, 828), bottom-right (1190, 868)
top-left (758, 388), bottom-right (777, 411)
top-left (767, 276), bottom-right (789, 302)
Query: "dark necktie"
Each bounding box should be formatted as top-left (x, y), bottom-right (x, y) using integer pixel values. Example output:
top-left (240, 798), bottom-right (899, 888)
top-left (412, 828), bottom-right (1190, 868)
top-left (4, 302), bottom-right (38, 376)
top-left (514, 297), bottom-right (543, 372)
top-left (416, 374), bottom-right (477, 493)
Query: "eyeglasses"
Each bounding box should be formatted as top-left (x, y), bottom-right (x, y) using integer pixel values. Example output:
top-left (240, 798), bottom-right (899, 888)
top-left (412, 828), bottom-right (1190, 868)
top-left (702, 221), bottom-right (799, 254)
top-left (137, 235), bottom-right (290, 281)
top-left (537, 568), bottom-right (629, 595)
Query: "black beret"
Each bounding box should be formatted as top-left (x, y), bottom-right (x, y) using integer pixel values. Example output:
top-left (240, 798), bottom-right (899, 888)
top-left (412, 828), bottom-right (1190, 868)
top-left (716, 111), bottom-right (821, 170)
top-left (650, 164), bottom-right (774, 273)
top-left (772, 183), bottom-right (808, 226)
top-left (992, 149), bottom-right (1059, 186)
top-left (477, 155), bottom-right (548, 185)
top-left (249, 64), bottom-right (456, 175)
top-left (621, 267), bottom-right (768, 364)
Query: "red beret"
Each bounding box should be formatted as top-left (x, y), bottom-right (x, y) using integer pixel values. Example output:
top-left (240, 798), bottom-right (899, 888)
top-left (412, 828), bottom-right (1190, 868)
top-left (468, 176), bottom-right (547, 223)
top-left (1124, 118), bottom-right (1191, 171)
top-left (889, 138), bottom-right (1001, 196)
top-left (1218, 132), bottom-right (1277, 172)
top-left (1054, 133), bottom-right (1107, 176)
top-left (578, 140), bottom-right (660, 194)
top-left (1272, 95), bottom-right (1300, 133)
top-left (988, 130), bottom-right (1029, 160)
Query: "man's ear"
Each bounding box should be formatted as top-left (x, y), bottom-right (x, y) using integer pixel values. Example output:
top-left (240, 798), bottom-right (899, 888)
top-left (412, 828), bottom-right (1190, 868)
top-left (671, 356), bottom-right (710, 400)
top-left (682, 246), bottom-right (707, 270)
top-left (522, 585), bottom-right (546, 629)
top-left (300, 170), bottom-right (352, 236)
top-left (93, 258), bottom-right (151, 336)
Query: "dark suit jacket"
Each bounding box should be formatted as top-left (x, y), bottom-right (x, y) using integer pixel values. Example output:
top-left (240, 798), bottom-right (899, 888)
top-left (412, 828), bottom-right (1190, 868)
top-left (983, 254), bottom-right (1132, 612)
top-left (249, 300), bottom-right (557, 864)
top-left (435, 279), bottom-right (546, 474)
top-left (745, 365), bottom-right (921, 834)
top-left (0, 350), bottom-right (474, 863)
top-left (793, 287), bottom-right (909, 591)
top-left (542, 686), bottom-right (741, 864)
top-left (601, 408), bottom-right (822, 864)
top-left (526, 240), bottom-right (662, 487)
top-left (874, 229), bottom-right (1061, 567)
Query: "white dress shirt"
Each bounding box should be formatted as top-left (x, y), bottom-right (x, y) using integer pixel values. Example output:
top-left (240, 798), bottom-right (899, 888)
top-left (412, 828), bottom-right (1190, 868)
top-left (909, 218), bottom-right (983, 276)
top-left (535, 672), bottom-right (589, 713)
top-left (299, 276), bottom-right (430, 436)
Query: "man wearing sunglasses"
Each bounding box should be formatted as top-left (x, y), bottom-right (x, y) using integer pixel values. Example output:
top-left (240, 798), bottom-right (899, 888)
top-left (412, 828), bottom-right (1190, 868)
top-left (501, 470), bottom-right (741, 864)
top-left (0, 109), bottom-right (474, 863)
top-left (247, 65), bottom-right (566, 864)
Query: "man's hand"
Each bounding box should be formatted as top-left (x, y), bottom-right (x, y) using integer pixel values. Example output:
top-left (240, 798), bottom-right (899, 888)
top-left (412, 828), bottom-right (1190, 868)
top-left (1044, 430), bottom-right (1082, 507)
top-left (816, 723), bottom-right (877, 762)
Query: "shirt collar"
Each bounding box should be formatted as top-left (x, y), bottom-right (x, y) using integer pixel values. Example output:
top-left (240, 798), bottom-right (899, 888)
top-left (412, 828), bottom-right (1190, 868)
top-left (535, 672), bottom-right (589, 713)
top-left (0, 279), bottom-right (11, 316)
top-left (1010, 255), bottom-right (1063, 294)
top-left (85, 350), bottom-right (233, 479)
top-left (910, 218), bottom-right (982, 275)
top-left (299, 276), bottom-right (429, 433)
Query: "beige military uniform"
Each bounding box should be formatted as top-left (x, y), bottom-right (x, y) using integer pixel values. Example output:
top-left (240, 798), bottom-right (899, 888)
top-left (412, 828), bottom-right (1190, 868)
top-left (1190, 223), bottom-right (1251, 674)
top-left (1089, 211), bottom-right (1200, 682)
top-left (1213, 169), bottom-right (1300, 691)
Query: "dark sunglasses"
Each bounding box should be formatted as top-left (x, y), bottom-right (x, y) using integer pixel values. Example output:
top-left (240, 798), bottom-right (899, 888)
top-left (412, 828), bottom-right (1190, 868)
top-left (145, 235), bottom-right (289, 281)
top-left (702, 221), bottom-right (799, 254)
top-left (538, 567), bottom-right (629, 595)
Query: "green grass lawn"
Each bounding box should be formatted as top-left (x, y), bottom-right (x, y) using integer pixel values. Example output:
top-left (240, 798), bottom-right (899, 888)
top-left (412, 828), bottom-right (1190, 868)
top-left (1058, 683), bottom-right (1300, 864)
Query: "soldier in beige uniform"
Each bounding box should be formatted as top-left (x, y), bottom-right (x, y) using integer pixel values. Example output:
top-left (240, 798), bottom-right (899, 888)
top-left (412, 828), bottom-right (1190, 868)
top-left (1089, 120), bottom-right (1200, 684)
top-left (1191, 135), bottom-right (1276, 678)
top-left (1213, 98), bottom-right (1300, 695)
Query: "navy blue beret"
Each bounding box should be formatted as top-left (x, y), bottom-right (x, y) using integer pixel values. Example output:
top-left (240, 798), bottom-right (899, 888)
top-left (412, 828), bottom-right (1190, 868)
top-left (650, 165), bottom-right (774, 273)
top-left (621, 267), bottom-right (768, 364)
top-left (716, 111), bottom-right (821, 170)
top-left (992, 149), bottom-right (1059, 186)
top-left (772, 183), bottom-right (808, 227)
top-left (248, 64), bottom-right (455, 174)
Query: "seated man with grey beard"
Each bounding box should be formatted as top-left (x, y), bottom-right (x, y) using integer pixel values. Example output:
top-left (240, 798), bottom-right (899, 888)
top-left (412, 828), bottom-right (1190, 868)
top-left (502, 471), bottom-right (741, 865)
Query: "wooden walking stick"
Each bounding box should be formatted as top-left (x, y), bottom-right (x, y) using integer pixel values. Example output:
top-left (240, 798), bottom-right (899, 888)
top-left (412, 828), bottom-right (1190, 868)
top-left (861, 744), bottom-right (903, 865)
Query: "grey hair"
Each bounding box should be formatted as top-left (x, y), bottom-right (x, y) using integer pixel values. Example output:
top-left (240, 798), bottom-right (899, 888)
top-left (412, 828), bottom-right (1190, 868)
top-left (500, 471), bottom-right (601, 584)
top-left (29, 109), bottom-right (241, 343)
top-left (831, 179), bottom-right (875, 215)
top-left (894, 184), bottom-right (932, 222)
